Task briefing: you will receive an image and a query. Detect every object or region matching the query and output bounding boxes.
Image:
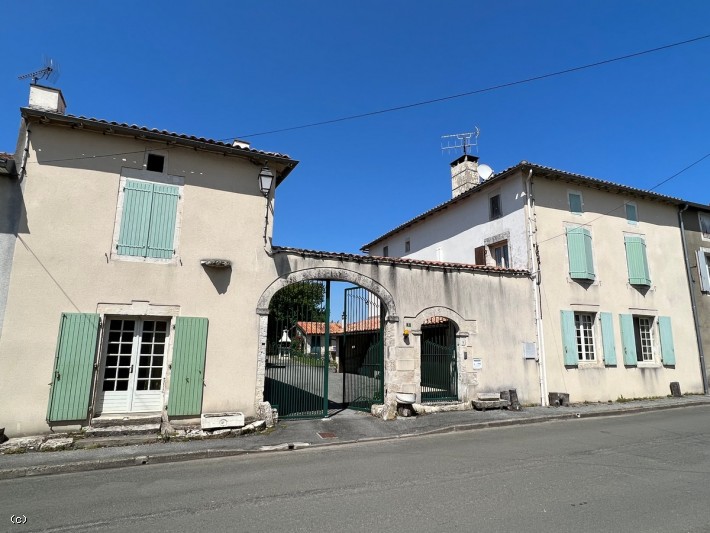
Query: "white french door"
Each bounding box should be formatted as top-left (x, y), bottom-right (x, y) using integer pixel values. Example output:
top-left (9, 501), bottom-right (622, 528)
top-left (96, 318), bottom-right (169, 414)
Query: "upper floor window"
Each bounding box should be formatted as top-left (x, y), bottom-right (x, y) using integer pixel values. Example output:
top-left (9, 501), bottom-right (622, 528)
top-left (404, 239), bottom-right (411, 253)
top-left (568, 192), bottom-right (583, 215)
top-left (625, 202), bottom-right (638, 225)
top-left (624, 235), bottom-right (651, 286)
top-left (382, 246), bottom-right (389, 257)
top-left (566, 226), bottom-right (595, 280)
top-left (699, 213), bottom-right (710, 240)
top-left (696, 248), bottom-right (710, 293)
top-left (115, 177), bottom-right (181, 261)
top-left (490, 241), bottom-right (509, 268)
top-left (146, 153), bottom-right (165, 173)
top-left (489, 194), bottom-right (502, 220)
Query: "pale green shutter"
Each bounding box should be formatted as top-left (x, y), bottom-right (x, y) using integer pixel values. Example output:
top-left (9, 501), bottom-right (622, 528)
top-left (619, 314), bottom-right (637, 366)
top-left (600, 312), bottom-right (617, 366)
top-left (658, 316), bottom-right (676, 366)
top-left (117, 180), bottom-right (154, 257)
top-left (624, 236), bottom-right (651, 286)
top-left (47, 313), bottom-right (100, 422)
top-left (167, 317), bottom-right (208, 416)
top-left (696, 250), bottom-right (710, 292)
top-left (560, 310), bottom-right (578, 366)
top-left (567, 228), bottom-right (595, 280)
top-left (146, 183), bottom-right (179, 259)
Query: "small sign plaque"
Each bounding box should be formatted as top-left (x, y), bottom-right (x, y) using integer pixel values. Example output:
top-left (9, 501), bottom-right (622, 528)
top-left (472, 358), bottom-right (483, 370)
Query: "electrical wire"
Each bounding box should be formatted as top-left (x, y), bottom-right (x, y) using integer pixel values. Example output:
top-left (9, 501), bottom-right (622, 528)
top-left (230, 33), bottom-right (710, 139)
top-left (536, 150), bottom-right (710, 246)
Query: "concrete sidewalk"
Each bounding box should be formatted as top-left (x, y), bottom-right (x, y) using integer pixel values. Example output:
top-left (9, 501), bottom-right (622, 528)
top-left (2, 395), bottom-right (709, 481)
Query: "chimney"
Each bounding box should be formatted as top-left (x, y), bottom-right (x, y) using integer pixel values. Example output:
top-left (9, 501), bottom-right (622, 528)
top-left (232, 139), bottom-right (251, 149)
top-left (28, 85), bottom-right (66, 114)
top-left (450, 153), bottom-right (480, 198)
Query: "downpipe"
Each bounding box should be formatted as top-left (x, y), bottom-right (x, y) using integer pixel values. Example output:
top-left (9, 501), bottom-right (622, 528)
top-left (525, 170), bottom-right (549, 406)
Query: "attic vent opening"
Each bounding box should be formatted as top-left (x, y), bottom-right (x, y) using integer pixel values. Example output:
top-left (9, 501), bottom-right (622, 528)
top-left (146, 154), bottom-right (165, 173)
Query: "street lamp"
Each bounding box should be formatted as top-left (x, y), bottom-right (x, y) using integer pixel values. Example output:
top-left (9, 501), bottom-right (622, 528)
top-left (258, 166), bottom-right (274, 197)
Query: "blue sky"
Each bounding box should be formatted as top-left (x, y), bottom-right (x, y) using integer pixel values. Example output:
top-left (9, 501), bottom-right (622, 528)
top-left (2, 1), bottom-right (709, 259)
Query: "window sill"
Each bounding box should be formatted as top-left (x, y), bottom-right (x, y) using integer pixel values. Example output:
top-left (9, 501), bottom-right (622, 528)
top-left (577, 361), bottom-right (604, 369)
top-left (111, 253), bottom-right (178, 265)
top-left (636, 362), bottom-right (662, 369)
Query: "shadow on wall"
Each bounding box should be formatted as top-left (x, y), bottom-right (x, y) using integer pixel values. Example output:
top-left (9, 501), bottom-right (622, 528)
top-left (0, 178), bottom-right (30, 236)
top-left (203, 265), bottom-right (232, 294)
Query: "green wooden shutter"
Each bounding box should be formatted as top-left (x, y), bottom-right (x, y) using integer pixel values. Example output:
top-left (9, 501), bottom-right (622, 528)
top-left (117, 180), bottom-right (154, 257)
top-left (47, 313), bottom-right (100, 422)
top-left (600, 312), bottom-right (617, 365)
top-left (146, 183), bottom-right (179, 259)
top-left (560, 310), bottom-right (578, 366)
top-left (658, 316), bottom-right (676, 366)
top-left (567, 228), bottom-right (595, 280)
top-left (619, 314), bottom-right (637, 366)
top-left (167, 317), bottom-right (208, 416)
top-left (624, 236), bottom-right (651, 286)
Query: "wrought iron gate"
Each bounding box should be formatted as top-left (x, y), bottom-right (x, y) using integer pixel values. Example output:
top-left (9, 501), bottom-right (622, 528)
top-left (264, 280), bottom-right (331, 419)
top-left (264, 281), bottom-right (384, 418)
top-left (420, 318), bottom-right (458, 402)
top-left (342, 286), bottom-right (384, 412)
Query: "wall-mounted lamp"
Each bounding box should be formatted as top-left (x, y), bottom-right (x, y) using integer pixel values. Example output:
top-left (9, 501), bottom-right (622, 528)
top-left (258, 166), bottom-right (274, 197)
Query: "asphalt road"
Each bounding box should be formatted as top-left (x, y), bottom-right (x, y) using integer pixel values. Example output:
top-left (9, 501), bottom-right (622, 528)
top-left (2, 406), bottom-right (709, 533)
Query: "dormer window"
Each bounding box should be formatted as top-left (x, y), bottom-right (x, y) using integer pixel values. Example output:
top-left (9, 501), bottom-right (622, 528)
top-left (146, 153), bottom-right (165, 173)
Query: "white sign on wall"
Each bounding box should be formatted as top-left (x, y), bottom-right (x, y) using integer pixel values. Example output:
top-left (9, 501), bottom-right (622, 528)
top-left (472, 358), bottom-right (483, 370)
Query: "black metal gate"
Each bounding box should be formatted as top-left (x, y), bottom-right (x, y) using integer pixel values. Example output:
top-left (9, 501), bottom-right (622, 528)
top-left (420, 317), bottom-right (458, 402)
top-left (264, 281), bottom-right (384, 419)
top-left (342, 287), bottom-right (384, 412)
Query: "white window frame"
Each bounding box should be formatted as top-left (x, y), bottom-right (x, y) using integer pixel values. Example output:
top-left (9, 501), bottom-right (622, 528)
top-left (625, 201), bottom-right (638, 225)
top-left (110, 168), bottom-right (185, 265)
top-left (634, 315), bottom-right (655, 363)
top-left (699, 212), bottom-right (710, 241)
top-left (574, 312), bottom-right (596, 361)
top-left (489, 240), bottom-right (509, 268)
top-left (697, 247), bottom-right (710, 293)
top-left (568, 190), bottom-right (584, 215)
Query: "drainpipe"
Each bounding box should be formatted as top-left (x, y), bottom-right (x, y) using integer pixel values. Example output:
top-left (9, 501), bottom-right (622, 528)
top-left (525, 169), bottom-right (548, 406)
top-left (678, 204), bottom-right (709, 394)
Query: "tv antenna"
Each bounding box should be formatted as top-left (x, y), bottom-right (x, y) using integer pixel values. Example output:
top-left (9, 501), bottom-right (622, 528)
top-left (18, 57), bottom-right (61, 85)
top-left (441, 127), bottom-right (479, 156)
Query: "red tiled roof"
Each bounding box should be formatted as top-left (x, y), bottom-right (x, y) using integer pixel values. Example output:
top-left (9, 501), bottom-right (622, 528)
top-left (296, 321), bottom-right (344, 335)
top-left (272, 246), bottom-right (529, 275)
top-left (345, 317), bottom-right (380, 333)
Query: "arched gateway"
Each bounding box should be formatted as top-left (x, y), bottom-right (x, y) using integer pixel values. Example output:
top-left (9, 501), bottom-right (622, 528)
top-left (255, 268), bottom-right (397, 418)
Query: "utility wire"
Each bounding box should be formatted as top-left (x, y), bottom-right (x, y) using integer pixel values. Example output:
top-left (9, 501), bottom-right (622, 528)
top-left (231, 33), bottom-right (710, 139)
top-left (22, 33), bottom-right (710, 164)
top-left (536, 150), bottom-right (710, 245)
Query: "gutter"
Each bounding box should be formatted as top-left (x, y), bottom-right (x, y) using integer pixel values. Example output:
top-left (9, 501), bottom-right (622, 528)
top-left (525, 170), bottom-right (549, 406)
top-left (678, 204), bottom-right (709, 394)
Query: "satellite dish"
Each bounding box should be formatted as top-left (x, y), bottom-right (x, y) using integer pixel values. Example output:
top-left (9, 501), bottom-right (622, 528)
top-left (478, 164), bottom-right (494, 181)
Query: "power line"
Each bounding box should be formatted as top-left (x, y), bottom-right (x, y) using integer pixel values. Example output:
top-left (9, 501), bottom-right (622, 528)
top-left (536, 150), bottom-right (710, 246)
top-left (231, 33), bottom-right (710, 139)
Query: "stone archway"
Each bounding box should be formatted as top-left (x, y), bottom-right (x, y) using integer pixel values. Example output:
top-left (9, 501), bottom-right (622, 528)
top-left (255, 267), bottom-right (399, 413)
top-left (405, 306), bottom-right (475, 403)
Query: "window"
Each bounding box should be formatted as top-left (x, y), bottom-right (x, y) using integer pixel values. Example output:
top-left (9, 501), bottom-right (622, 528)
top-left (696, 248), bottom-right (710, 292)
top-left (116, 178), bottom-right (180, 260)
top-left (568, 192), bottom-right (583, 215)
top-left (489, 194), bottom-right (502, 220)
top-left (633, 316), bottom-right (654, 362)
top-left (624, 235), bottom-right (651, 286)
top-left (382, 246), bottom-right (389, 257)
top-left (625, 202), bottom-right (638, 225)
top-left (146, 153), bottom-right (165, 173)
top-left (490, 241), bottom-right (509, 268)
top-left (574, 313), bottom-right (596, 361)
top-left (566, 226), bottom-right (595, 280)
top-left (700, 213), bottom-right (710, 240)
top-left (404, 239), bottom-right (411, 253)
